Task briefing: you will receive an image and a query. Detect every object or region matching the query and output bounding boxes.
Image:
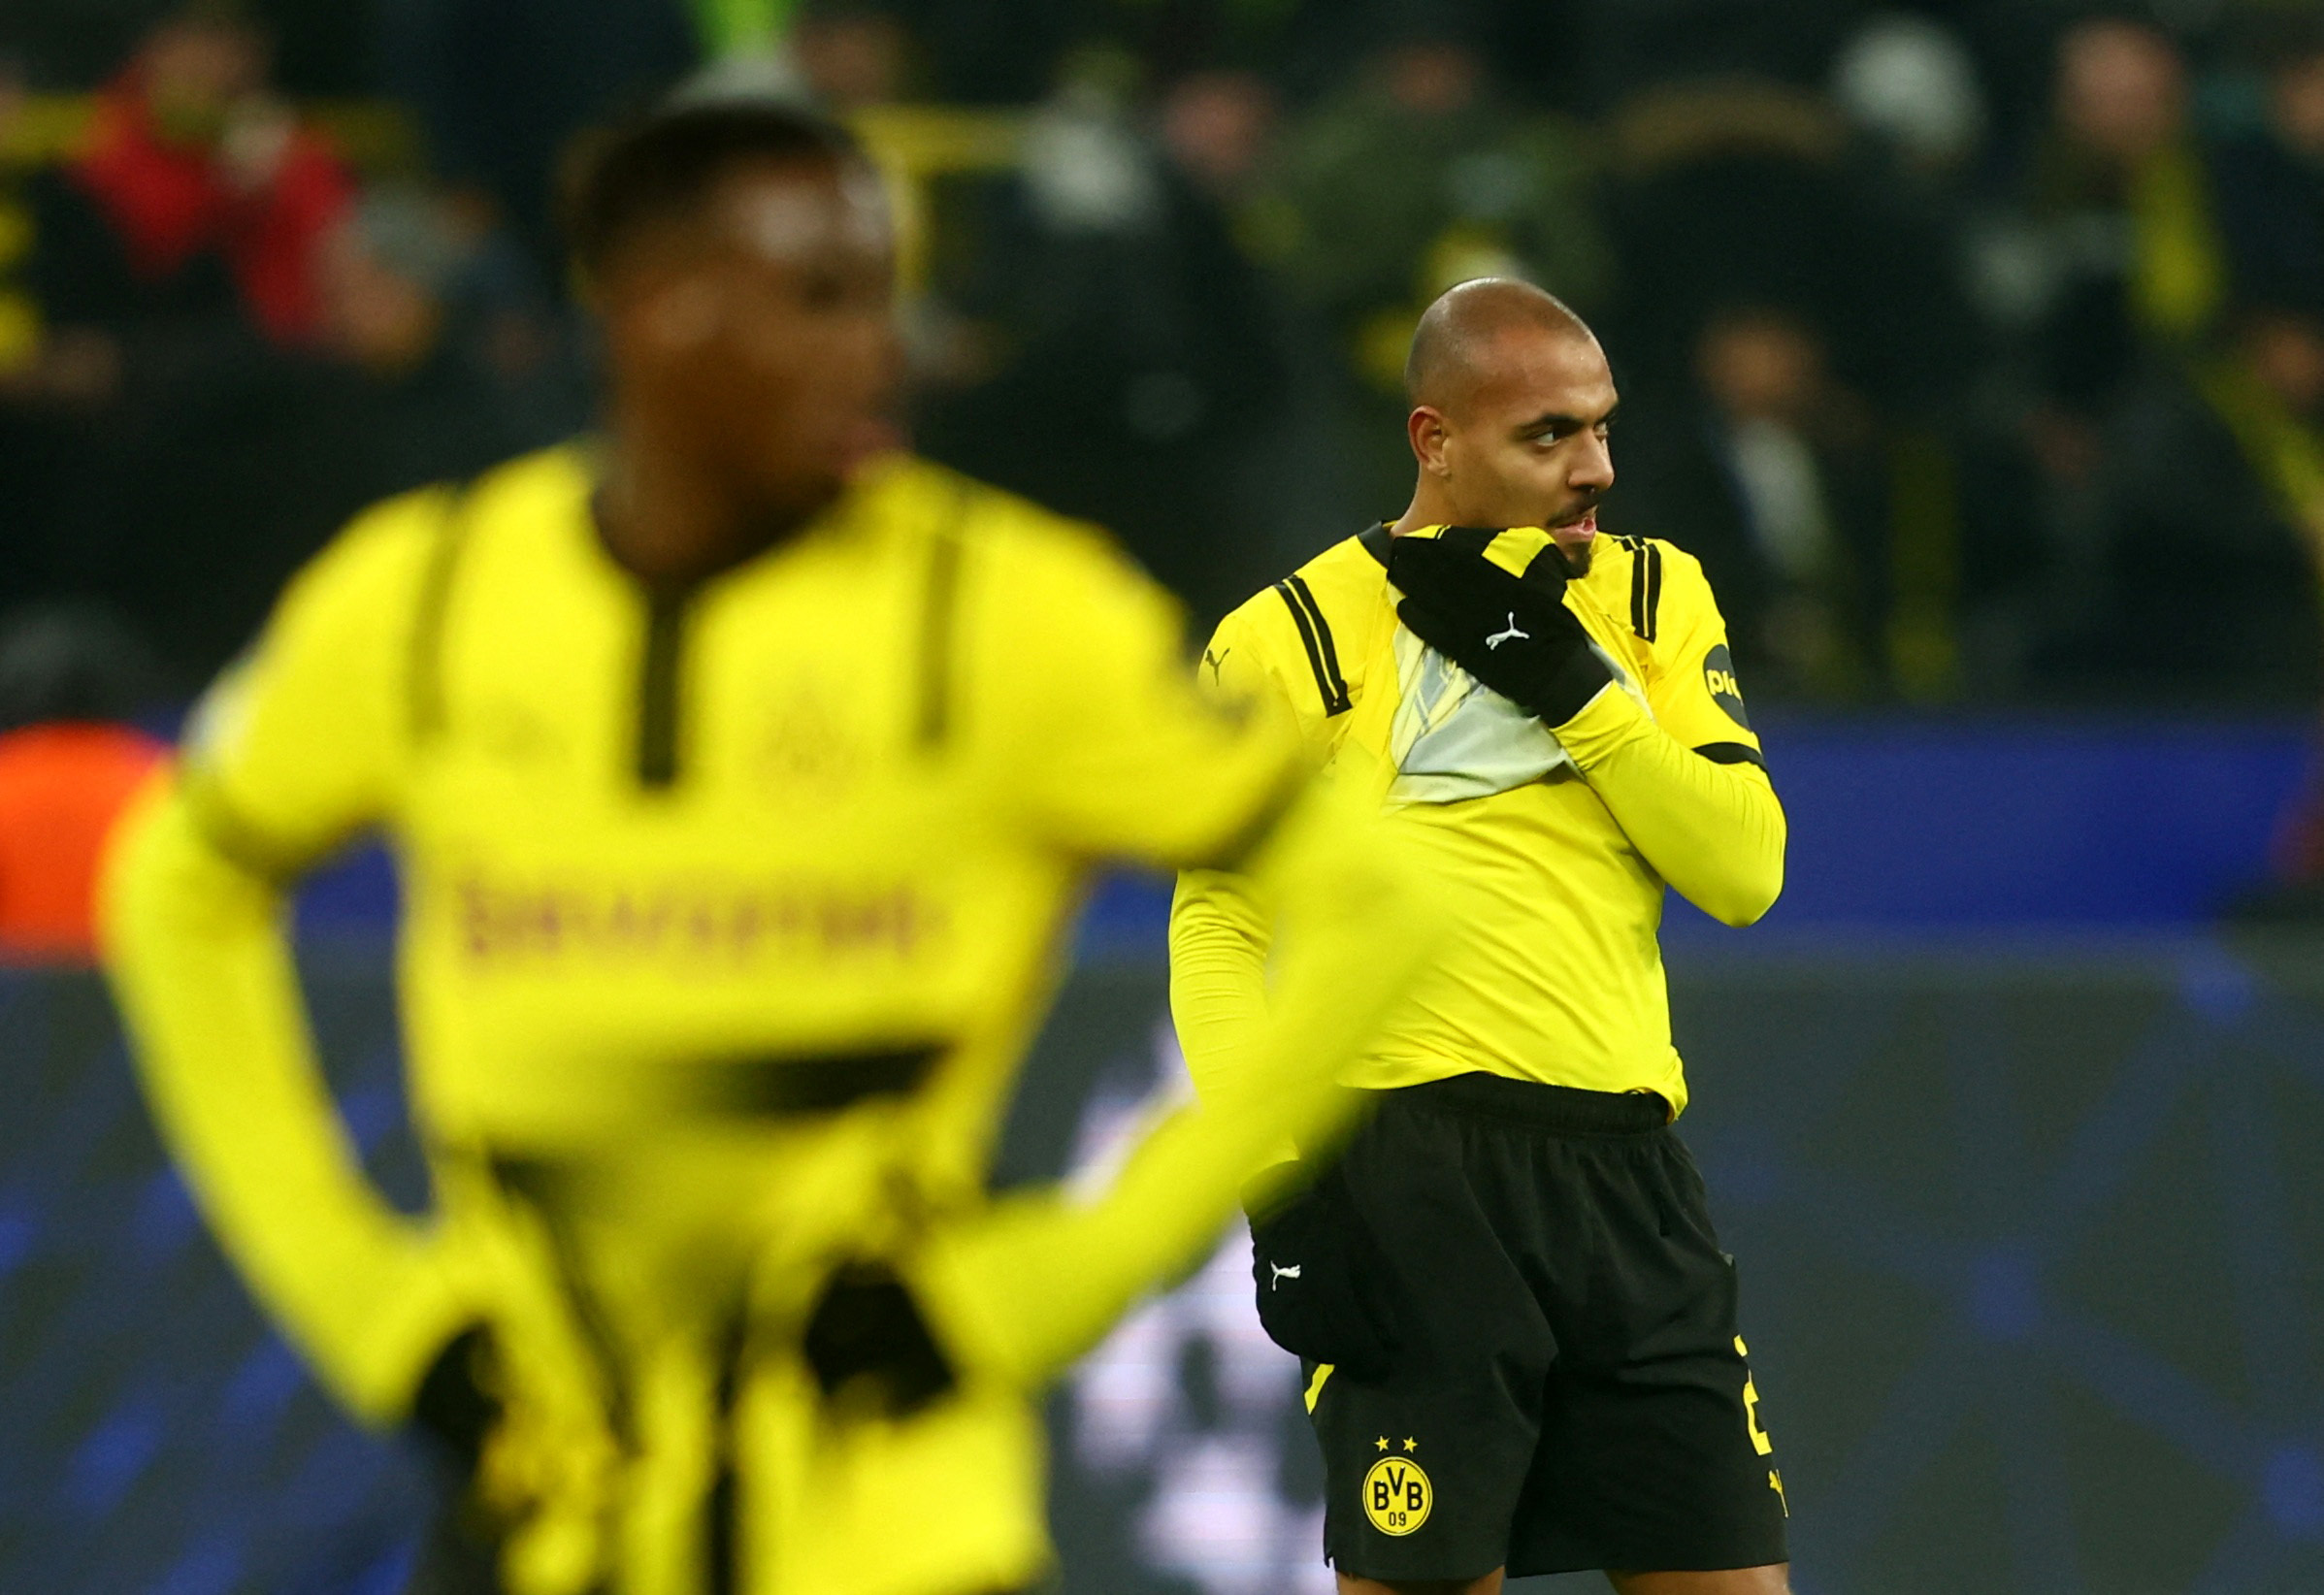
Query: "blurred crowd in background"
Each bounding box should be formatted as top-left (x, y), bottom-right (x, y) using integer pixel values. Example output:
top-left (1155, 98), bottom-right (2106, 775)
top-left (4, 0), bottom-right (2324, 726)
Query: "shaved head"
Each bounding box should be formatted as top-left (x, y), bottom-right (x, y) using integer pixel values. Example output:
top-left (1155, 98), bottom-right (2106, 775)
top-left (1405, 277), bottom-right (1596, 413)
top-left (1393, 277), bottom-right (1619, 570)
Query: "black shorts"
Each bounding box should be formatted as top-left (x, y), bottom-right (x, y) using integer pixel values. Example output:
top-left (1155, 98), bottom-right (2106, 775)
top-left (1303, 1072), bottom-right (1788, 1581)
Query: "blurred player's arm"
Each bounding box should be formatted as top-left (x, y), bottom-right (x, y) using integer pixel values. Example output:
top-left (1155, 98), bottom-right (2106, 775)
top-left (1552, 548), bottom-right (1784, 928)
top-left (100, 492), bottom-right (471, 1425)
top-left (905, 535), bottom-right (1445, 1386)
top-left (1165, 604), bottom-right (1286, 1107)
top-left (921, 780), bottom-right (1442, 1386)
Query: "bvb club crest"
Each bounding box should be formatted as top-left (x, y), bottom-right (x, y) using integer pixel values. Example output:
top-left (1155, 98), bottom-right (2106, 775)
top-left (1362, 1451), bottom-right (1432, 1536)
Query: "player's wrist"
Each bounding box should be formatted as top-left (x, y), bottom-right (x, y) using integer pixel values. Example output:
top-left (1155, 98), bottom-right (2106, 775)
top-left (1543, 674), bottom-right (1650, 763)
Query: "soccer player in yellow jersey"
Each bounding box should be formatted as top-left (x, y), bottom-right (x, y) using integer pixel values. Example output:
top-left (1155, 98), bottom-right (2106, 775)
top-left (1171, 278), bottom-right (1793, 1595)
top-left (100, 103), bottom-right (1448, 1595)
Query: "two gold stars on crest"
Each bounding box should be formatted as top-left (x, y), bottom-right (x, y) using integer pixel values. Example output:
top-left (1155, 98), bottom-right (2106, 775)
top-left (1374, 1436), bottom-right (1419, 1452)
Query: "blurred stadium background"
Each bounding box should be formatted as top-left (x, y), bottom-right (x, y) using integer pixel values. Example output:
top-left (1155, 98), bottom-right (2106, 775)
top-left (6, 0), bottom-right (2324, 1590)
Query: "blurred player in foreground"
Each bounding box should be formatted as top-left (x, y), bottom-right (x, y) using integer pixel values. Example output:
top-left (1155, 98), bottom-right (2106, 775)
top-left (102, 101), bottom-right (1446, 1595)
top-left (1172, 278), bottom-right (1791, 1594)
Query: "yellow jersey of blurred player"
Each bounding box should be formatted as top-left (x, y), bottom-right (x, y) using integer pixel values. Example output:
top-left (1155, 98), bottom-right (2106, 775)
top-left (102, 103), bottom-right (1444, 1595)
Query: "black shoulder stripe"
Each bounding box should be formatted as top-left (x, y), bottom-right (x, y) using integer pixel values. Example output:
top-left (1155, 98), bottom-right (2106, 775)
top-left (407, 483), bottom-right (474, 745)
top-left (1284, 574), bottom-right (1348, 709)
top-left (916, 481), bottom-right (972, 749)
top-left (1273, 576), bottom-right (1352, 717)
top-left (1693, 740), bottom-right (1765, 769)
top-left (1625, 537), bottom-right (1661, 643)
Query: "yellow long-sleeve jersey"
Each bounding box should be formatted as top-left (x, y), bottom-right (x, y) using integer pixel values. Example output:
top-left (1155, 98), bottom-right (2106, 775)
top-left (1172, 523), bottom-right (1785, 1117)
top-left (102, 444), bottom-right (1448, 1595)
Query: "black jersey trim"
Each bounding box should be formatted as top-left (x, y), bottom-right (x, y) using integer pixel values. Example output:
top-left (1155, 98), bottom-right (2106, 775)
top-left (916, 486), bottom-right (970, 749)
top-left (1195, 757), bottom-right (1312, 874)
top-left (1624, 537), bottom-right (1662, 643)
top-left (704, 1043), bottom-right (945, 1114)
top-left (406, 482), bottom-right (475, 745)
top-left (707, 1305), bottom-right (746, 1595)
top-left (1273, 575), bottom-right (1352, 717)
top-left (1358, 522), bottom-right (1394, 567)
top-left (1286, 574), bottom-right (1349, 707)
top-left (1693, 740), bottom-right (1765, 769)
top-left (483, 1155), bottom-right (636, 1447)
top-left (636, 586), bottom-right (690, 789)
top-left (179, 771), bottom-right (327, 884)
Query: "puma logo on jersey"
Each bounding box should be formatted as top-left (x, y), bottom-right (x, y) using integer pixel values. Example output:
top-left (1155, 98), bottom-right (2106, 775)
top-left (1486, 614), bottom-right (1529, 650)
top-left (1270, 1262), bottom-right (1302, 1289)
top-left (1203, 646), bottom-right (1231, 686)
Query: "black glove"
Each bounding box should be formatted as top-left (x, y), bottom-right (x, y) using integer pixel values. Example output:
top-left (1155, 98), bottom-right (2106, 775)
top-left (411, 1323), bottom-right (504, 1476)
top-left (803, 1262), bottom-right (958, 1418)
top-left (1389, 531), bottom-right (1611, 726)
top-left (1245, 1161), bottom-right (1402, 1380)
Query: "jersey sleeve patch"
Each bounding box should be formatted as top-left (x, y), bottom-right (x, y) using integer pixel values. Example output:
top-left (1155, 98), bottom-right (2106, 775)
top-left (1702, 642), bottom-right (1751, 730)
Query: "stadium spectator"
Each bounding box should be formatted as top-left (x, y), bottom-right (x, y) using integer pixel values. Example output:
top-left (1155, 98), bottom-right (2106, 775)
top-left (1825, 13), bottom-right (2061, 700)
top-left (0, 60), bottom-right (33, 381)
top-left (293, 184), bottom-right (577, 506)
top-left (169, 184), bottom-right (573, 678)
top-left (1262, 19), bottom-right (1610, 513)
top-left (2017, 17), bottom-right (2224, 484)
top-left (10, 6), bottom-right (351, 672)
top-left (1830, 11), bottom-right (1988, 183)
top-left (2210, 19), bottom-right (2324, 314)
top-left (1603, 72), bottom-right (1968, 417)
top-left (2046, 300), bottom-right (2324, 703)
top-left (0, 604), bottom-right (166, 963)
top-left (916, 46), bottom-right (1291, 622)
top-left (33, 2), bottom-right (350, 347)
top-left (1157, 66), bottom-right (1276, 207)
top-left (678, 0), bottom-right (917, 114)
top-left (37, 179), bottom-right (573, 686)
top-left (793, 1), bottom-right (913, 111)
top-left (1612, 304), bottom-right (1892, 700)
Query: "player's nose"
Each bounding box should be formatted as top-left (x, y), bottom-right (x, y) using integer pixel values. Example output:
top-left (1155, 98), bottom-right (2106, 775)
top-left (1570, 429), bottom-right (1615, 494)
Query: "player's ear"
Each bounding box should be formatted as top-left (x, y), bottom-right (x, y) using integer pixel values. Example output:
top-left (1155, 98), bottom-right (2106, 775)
top-left (1408, 406), bottom-right (1452, 475)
